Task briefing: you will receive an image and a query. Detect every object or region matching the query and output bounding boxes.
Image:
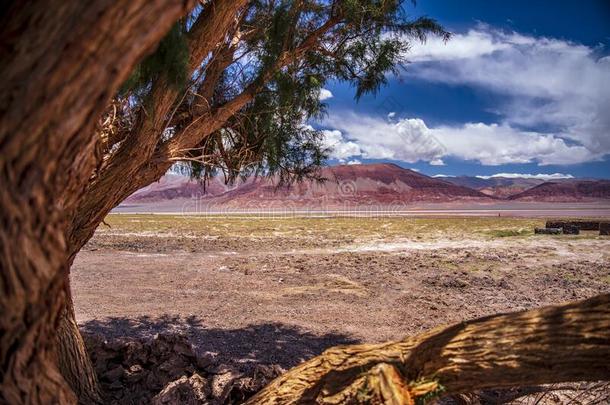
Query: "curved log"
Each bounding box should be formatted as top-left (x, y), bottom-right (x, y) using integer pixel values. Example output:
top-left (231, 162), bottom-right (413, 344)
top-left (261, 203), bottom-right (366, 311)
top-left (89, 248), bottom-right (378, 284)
top-left (248, 294), bottom-right (610, 404)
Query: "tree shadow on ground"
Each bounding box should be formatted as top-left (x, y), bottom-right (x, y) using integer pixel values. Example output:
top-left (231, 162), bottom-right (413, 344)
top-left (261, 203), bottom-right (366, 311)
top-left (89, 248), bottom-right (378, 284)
top-left (80, 315), bottom-right (359, 372)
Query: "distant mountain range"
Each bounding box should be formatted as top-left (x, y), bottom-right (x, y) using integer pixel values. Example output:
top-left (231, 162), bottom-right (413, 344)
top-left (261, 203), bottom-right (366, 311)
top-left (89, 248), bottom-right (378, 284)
top-left (205, 163), bottom-right (489, 208)
top-left (507, 180), bottom-right (610, 201)
top-left (440, 176), bottom-right (563, 198)
top-left (439, 175), bottom-right (610, 201)
top-left (122, 163), bottom-right (610, 210)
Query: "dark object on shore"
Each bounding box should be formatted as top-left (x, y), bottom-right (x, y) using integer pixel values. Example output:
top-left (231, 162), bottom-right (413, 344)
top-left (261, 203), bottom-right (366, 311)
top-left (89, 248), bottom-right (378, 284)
top-left (546, 221), bottom-right (601, 231)
top-left (600, 223), bottom-right (610, 235)
top-left (535, 228), bottom-right (562, 235)
top-left (562, 225), bottom-right (580, 235)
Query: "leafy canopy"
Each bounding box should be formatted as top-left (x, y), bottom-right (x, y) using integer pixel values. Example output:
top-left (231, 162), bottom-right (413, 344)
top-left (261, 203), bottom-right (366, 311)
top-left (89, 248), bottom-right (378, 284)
top-left (118, 0), bottom-right (449, 185)
top-left (120, 21), bottom-right (189, 97)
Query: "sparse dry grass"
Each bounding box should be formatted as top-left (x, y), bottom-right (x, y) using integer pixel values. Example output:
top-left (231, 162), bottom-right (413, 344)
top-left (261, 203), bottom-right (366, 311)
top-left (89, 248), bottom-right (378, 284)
top-left (103, 214), bottom-right (550, 241)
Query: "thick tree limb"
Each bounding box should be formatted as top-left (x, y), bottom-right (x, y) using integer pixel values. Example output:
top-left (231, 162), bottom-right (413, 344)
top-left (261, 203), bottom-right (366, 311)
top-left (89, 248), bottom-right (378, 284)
top-left (91, 0), bottom-right (249, 184)
top-left (187, 0), bottom-right (249, 72)
top-left (94, 0), bottom-right (249, 179)
top-left (247, 294), bottom-right (610, 404)
top-left (67, 0), bottom-right (249, 257)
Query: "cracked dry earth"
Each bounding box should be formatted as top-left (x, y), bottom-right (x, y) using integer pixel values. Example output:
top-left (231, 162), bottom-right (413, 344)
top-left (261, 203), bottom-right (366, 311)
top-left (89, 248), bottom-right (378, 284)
top-left (72, 215), bottom-right (610, 403)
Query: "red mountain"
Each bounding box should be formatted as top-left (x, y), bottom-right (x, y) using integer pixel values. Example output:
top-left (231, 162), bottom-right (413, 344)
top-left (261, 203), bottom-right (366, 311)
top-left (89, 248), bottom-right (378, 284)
top-left (119, 165), bottom-right (610, 212)
top-left (203, 163), bottom-right (492, 208)
top-left (508, 180), bottom-right (610, 202)
top-left (121, 163), bottom-right (493, 210)
top-left (124, 174), bottom-right (227, 203)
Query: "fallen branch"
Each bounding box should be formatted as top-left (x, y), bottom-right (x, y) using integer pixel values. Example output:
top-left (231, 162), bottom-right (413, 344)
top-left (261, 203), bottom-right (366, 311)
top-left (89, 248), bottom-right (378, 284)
top-left (247, 294), bottom-right (610, 404)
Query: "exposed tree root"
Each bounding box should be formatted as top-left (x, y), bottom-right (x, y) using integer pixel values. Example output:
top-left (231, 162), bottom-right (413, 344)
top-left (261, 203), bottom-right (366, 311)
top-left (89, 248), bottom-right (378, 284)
top-left (247, 294), bottom-right (610, 404)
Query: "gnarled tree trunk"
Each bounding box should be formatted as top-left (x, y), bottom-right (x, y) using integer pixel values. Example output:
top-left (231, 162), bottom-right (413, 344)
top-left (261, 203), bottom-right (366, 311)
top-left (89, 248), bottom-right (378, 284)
top-left (54, 3), bottom-right (249, 400)
top-left (55, 280), bottom-right (104, 404)
top-left (0, 193), bottom-right (76, 404)
top-left (0, 1), bottom-right (194, 403)
top-left (248, 294), bottom-right (610, 404)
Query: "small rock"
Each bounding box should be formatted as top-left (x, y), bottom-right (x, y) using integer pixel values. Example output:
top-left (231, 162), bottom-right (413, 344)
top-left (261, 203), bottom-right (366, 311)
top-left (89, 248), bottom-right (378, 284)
top-left (223, 365), bottom-right (283, 404)
top-left (102, 365), bottom-right (125, 382)
top-left (196, 355), bottom-right (214, 371)
top-left (124, 364), bottom-right (145, 383)
top-left (211, 368), bottom-right (242, 401)
top-left (535, 227), bottom-right (562, 235)
top-left (152, 373), bottom-right (210, 405)
top-left (159, 356), bottom-right (191, 379)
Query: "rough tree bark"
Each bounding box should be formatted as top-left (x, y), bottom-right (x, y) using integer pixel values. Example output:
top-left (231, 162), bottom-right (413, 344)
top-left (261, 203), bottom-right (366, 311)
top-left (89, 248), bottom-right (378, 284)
top-left (65, 0), bottom-right (251, 257)
top-left (0, 1), bottom-right (194, 403)
top-left (55, 6), bottom-right (323, 399)
top-left (248, 294), bottom-right (610, 404)
top-left (0, 178), bottom-right (76, 404)
top-left (56, 1), bottom-right (251, 402)
top-left (54, 281), bottom-right (104, 404)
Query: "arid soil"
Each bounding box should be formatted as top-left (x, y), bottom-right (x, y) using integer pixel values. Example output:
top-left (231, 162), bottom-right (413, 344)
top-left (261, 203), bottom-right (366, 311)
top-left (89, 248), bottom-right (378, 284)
top-left (72, 215), bottom-right (610, 403)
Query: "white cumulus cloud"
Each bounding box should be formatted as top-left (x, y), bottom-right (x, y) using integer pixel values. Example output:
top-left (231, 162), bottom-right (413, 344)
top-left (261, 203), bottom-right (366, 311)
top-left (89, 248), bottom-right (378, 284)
top-left (319, 88), bottom-right (333, 101)
top-left (429, 158), bottom-right (445, 166)
top-left (476, 173), bottom-right (574, 180)
top-left (404, 25), bottom-right (610, 159)
top-left (323, 113), bottom-right (595, 166)
top-left (321, 129), bottom-right (361, 160)
top-left (324, 113), bottom-right (445, 163)
top-left (318, 27), bottom-right (609, 166)
top-left (433, 122), bottom-right (592, 165)
top-left (408, 29), bottom-right (511, 62)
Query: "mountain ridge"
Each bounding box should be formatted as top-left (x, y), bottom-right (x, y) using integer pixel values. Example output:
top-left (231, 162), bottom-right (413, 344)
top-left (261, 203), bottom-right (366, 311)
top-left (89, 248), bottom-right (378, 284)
top-left (507, 180), bottom-right (610, 201)
top-left (206, 163), bottom-right (492, 208)
top-left (122, 163), bottom-right (610, 208)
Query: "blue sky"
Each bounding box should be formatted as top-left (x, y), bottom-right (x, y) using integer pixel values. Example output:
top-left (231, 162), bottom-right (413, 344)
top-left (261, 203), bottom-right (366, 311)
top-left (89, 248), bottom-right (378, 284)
top-left (317, 0), bottom-right (610, 179)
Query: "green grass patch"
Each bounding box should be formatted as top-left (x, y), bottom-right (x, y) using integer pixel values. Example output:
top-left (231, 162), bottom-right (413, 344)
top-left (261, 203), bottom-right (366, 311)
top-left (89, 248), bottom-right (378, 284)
top-left (488, 228), bottom-right (532, 238)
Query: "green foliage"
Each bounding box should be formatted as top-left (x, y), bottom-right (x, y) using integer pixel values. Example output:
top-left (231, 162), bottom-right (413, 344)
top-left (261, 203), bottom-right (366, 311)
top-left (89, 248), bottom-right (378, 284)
top-left (414, 381), bottom-right (446, 405)
top-left (187, 66), bottom-right (329, 186)
top-left (128, 1), bottom-right (449, 186)
top-left (119, 21), bottom-right (189, 97)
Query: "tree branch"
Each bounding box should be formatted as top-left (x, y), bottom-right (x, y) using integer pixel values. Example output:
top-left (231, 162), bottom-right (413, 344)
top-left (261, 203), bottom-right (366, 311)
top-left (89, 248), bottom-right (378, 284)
top-left (165, 13), bottom-right (341, 154)
top-left (248, 294), bottom-right (610, 404)
top-left (67, 0), bottom-right (249, 255)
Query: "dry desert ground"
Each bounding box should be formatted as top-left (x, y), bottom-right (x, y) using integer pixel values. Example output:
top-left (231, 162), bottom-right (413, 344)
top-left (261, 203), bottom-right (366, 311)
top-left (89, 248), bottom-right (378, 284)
top-left (72, 214), bottom-right (610, 403)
